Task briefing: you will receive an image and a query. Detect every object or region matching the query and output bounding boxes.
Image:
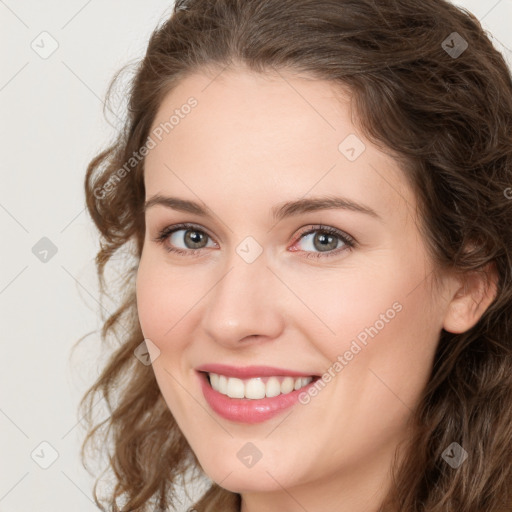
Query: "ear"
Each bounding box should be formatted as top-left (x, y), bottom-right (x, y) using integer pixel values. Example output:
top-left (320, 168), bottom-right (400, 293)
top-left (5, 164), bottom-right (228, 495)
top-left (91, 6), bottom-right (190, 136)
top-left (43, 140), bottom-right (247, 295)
top-left (443, 262), bottom-right (498, 334)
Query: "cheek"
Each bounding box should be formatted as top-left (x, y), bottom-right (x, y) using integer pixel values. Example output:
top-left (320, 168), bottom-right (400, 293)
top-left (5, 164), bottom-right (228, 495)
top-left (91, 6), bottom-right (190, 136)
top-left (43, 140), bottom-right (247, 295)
top-left (322, 247), bottom-right (437, 345)
top-left (135, 253), bottom-right (216, 359)
top-left (296, 261), bottom-right (411, 350)
top-left (136, 255), bottom-right (188, 349)
top-left (307, 253), bottom-right (441, 400)
top-left (135, 258), bottom-right (197, 414)
top-left (330, 276), bottom-right (440, 425)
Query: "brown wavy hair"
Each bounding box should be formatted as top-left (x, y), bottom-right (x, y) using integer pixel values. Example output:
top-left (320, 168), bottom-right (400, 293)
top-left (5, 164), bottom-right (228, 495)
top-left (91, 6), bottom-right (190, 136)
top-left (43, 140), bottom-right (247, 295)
top-left (78, 0), bottom-right (512, 510)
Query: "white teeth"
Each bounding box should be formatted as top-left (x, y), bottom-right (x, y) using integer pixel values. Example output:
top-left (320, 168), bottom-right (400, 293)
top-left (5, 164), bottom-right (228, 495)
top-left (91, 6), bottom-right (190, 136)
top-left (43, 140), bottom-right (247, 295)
top-left (281, 376), bottom-right (295, 394)
top-left (208, 373), bottom-right (314, 399)
top-left (266, 377), bottom-right (281, 398)
top-left (245, 378), bottom-right (266, 399)
top-left (209, 373), bottom-right (220, 390)
top-left (226, 377), bottom-right (245, 398)
top-left (218, 375), bottom-right (228, 394)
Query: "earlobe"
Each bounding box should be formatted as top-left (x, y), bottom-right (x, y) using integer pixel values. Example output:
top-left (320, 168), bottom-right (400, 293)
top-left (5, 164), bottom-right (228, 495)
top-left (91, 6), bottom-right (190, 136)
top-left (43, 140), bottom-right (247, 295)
top-left (442, 263), bottom-right (498, 334)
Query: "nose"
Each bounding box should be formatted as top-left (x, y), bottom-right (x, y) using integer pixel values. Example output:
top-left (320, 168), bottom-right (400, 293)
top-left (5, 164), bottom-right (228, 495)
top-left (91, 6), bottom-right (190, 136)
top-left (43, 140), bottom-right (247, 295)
top-left (199, 251), bottom-right (285, 348)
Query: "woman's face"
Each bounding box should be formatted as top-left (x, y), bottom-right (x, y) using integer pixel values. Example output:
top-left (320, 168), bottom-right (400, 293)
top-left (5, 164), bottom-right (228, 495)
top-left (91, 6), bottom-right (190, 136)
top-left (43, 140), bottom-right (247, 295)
top-left (136, 68), bottom-right (456, 502)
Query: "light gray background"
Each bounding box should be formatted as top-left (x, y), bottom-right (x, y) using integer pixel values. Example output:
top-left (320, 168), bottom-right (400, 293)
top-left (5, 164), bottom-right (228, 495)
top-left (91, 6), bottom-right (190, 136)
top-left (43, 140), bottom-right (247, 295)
top-left (1, 1), bottom-right (511, 510)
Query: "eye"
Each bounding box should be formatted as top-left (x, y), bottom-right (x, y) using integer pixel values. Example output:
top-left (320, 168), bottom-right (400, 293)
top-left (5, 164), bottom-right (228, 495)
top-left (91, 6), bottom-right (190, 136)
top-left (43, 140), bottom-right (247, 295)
top-left (153, 223), bottom-right (356, 259)
top-left (290, 225), bottom-right (355, 259)
top-left (153, 223), bottom-right (217, 256)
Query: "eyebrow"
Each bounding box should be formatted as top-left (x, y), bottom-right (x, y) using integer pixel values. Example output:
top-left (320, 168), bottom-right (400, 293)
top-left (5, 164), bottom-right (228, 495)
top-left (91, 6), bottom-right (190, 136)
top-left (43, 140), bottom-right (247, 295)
top-left (144, 194), bottom-right (381, 221)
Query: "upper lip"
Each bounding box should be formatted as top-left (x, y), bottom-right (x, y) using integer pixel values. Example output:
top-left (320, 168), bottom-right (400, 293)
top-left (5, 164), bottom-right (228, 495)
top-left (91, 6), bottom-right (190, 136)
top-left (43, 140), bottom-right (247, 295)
top-left (195, 363), bottom-right (319, 379)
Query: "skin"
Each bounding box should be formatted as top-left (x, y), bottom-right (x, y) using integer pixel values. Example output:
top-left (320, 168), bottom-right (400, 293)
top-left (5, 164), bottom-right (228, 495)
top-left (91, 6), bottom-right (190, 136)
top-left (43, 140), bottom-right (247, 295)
top-left (135, 66), bottom-right (497, 512)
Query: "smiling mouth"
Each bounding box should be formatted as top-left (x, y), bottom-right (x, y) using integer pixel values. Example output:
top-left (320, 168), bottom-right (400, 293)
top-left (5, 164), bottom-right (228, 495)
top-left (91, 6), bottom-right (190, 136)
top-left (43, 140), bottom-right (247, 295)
top-left (205, 372), bottom-right (319, 400)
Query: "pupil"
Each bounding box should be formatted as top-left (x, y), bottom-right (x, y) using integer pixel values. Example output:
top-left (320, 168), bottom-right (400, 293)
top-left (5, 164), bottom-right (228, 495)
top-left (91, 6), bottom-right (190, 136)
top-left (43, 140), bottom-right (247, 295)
top-left (186, 230), bottom-right (205, 248)
top-left (314, 233), bottom-right (337, 251)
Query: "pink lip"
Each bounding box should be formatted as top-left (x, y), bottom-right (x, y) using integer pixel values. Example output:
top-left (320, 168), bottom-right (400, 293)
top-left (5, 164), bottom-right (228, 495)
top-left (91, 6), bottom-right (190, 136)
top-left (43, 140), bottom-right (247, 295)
top-left (196, 369), bottom-right (319, 424)
top-left (195, 363), bottom-right (317, 379)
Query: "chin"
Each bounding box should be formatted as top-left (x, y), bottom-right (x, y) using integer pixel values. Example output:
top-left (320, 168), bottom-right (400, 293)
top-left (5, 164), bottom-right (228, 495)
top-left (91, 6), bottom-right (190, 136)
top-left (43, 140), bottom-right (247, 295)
top-left (197, 450), bottom-right (303, 493)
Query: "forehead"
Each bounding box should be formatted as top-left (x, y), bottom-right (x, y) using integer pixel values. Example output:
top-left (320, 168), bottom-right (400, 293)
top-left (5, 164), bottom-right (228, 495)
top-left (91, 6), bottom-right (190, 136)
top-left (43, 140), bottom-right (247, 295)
top-left (144, 68), bottom-right (415, 223)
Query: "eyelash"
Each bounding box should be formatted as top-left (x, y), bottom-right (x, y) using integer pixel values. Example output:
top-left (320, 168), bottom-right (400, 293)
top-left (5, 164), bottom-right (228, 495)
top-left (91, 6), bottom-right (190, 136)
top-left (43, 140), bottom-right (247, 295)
top-left (153, 222), bottom-right (356, 260)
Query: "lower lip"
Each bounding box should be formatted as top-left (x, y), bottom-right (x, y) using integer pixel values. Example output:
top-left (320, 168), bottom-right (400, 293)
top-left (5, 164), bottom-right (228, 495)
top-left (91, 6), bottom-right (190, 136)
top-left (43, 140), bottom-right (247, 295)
top-left (198, 372), bottom-right (317, 424)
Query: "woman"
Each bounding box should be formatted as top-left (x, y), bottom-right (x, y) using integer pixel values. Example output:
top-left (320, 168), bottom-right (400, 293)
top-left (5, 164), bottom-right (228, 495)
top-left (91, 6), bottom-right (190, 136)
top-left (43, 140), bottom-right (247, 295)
top-left (79, 0), bottom-right (512, 510)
